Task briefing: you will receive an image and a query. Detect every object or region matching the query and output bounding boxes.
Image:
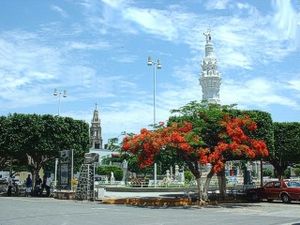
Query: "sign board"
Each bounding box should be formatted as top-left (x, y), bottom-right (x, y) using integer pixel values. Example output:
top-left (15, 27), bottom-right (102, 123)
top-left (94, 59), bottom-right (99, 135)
top-left (57, 150), bottom-right (72, 190)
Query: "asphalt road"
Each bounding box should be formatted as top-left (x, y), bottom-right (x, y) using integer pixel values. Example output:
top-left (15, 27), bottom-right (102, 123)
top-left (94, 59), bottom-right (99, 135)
top-left (0, 197), bottom-right (299, 225)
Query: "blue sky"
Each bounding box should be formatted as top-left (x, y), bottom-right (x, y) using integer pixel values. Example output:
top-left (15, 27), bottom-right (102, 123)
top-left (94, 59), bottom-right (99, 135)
top-left (0, 0), bottom-right (300, 144)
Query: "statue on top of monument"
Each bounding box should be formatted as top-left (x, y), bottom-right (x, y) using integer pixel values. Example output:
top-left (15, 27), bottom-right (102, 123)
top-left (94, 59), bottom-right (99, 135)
top-left (203, 29), bottom-right (212, 43)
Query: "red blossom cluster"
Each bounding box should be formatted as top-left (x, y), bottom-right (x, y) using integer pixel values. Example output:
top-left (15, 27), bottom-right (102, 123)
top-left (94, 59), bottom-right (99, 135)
top-left (209, 116), bottom-right (269, 172)
top-left (122, 116), bottom-right (269, 174)
top-left (122, 122), bottom-right (200, 168)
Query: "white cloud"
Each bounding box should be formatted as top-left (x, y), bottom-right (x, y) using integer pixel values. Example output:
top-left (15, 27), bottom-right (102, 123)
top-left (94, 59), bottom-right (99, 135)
top-left (66, 41), bottom-right (111, 50)
top-left (221, 78), bottom-right (299, 108)
top-left (123, 8), bottom-right (178, 41)
top-left (111, 54), bottom-right (137, 63)
top-left (272, 0), bottom-right (298, 40)
top-left (51, 5), bottom-right (68, 18)
top-left (288, 79), bottom-right (300, 91)
top-left (205, 0), bottom-right (231, 10)
top-left (0, 31), bottom-right (61, 87)
top-left (101, 0), bottom-right (130, 9)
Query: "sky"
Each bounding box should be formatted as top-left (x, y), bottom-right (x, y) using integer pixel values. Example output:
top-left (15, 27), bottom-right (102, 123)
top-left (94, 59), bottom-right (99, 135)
top-left (0, 0), bottom-right (300, 144)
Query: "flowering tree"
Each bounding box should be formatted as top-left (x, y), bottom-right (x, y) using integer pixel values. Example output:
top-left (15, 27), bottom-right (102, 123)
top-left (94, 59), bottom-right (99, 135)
top-left (122, 102), bottom-right (270, 202)
top-left (122, 122), bottom-right (206, 201)
top-left (170, 102), bottom-right (271, 199)
top-left (203, 115), bottom-right (269, 199)
top-left (122, 111), bottom-right (268, 203)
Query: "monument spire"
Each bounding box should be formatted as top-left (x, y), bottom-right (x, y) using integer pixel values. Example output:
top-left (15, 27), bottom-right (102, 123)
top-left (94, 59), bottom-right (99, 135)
top-left (90, 104), bottom-right (103, 149)
top-left (199, 29), bottom-right (221, 104)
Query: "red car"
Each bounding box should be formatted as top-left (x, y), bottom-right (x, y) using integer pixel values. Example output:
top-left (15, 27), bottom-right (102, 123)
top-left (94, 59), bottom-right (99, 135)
top-left (246, 180), bottom-right (300, 203)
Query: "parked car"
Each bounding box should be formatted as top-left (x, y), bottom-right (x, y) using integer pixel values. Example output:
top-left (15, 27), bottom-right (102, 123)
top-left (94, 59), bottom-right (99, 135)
top-left (246, 180), bottom-right (300, 203)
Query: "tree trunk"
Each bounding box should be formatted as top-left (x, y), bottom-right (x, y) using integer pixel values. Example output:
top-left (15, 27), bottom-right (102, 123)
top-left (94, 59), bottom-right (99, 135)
top-left (274, 166), bottom-right (285, 180)
top-left (195, 177), bottom-right (202, 201)
top-left (203, 168), bottom-right (214, 201)
top-left (271, 160), bottom-right (287, 180)
top-left (194, 162), bottom-right (207, 205)
top-left (27, 154), bottom-right (42, 189)
top-left (31, 165), bottom-right (42, 189)
top-left (185, 160), bottom-right (206, 205)
top-left (217, 169), bottom-right (226, 200)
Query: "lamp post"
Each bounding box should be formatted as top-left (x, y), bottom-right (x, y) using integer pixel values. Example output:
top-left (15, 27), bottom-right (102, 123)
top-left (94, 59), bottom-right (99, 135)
top-left (147, 57), bottom-right (161, 188)
top-left (53, 89), bottom-right (67, 116)
top-left (147, 56), bottom-right (162, 127)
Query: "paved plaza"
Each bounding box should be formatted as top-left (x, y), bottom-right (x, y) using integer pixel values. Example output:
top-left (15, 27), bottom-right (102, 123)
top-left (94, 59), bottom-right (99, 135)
top-left (0, 197), bottom-right (299, 225)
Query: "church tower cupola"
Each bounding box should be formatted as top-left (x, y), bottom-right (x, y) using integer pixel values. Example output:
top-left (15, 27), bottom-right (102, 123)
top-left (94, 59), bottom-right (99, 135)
top-left (90, 104), bottom-right (103, 149)
top-left (199, 29), bottom-right (221, 104)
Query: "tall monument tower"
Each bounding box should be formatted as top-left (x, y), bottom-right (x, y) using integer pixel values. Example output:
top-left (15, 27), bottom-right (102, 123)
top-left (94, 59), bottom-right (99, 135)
top-left (90, 104), bottom-right (103, 149)
top-left (199, 29), bottom-right (221, 104)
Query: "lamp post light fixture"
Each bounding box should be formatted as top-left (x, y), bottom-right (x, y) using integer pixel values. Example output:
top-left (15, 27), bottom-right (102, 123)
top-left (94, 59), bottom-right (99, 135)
top-left (53, 89), bottom-right (67, 116)
top-left (147, 56), bottom-right (162, 127)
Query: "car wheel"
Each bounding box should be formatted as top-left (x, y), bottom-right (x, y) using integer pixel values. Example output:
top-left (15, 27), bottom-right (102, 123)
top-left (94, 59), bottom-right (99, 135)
top-left (281, 193), bottom-right (290, 204)
top-left (267, 199), bottom-right (273, 202)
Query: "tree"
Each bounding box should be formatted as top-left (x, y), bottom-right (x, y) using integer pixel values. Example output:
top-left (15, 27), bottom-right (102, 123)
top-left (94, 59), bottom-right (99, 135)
top-left (170, 103), bottom-right (273, 198)
top-left (122, 102), bottom-right (269, 203)
top-left (0, 116), bottom-right (12, 170)
top-left (96, 166), bottom-right (123, 181)
top-left (122, 122), bottom-right (206, 202)
top-left (271, 122), bottom-right (300, 179)
top-left (5, 114), bottom-right (89, 185)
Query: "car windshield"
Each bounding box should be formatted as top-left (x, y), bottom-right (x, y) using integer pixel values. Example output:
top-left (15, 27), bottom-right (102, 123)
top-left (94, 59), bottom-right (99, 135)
top-left (286, 181), bottom-right (300, 187)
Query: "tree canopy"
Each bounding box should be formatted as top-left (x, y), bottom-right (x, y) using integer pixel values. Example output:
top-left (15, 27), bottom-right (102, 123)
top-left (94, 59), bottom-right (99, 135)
top-left (0, 114), bottom-right (89, 180)
top-left (272, 122), bottom-right (300, 178)
top-left (122, 102), bottom-right (269, 202)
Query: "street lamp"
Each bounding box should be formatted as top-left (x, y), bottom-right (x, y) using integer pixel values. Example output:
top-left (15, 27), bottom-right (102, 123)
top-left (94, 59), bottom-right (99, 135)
top-left (147, 56), bottom-right (161, 188)
top-left (53, 89), bottom-right (67, 116)
top-left (147, 56), bottom-right (162, 127)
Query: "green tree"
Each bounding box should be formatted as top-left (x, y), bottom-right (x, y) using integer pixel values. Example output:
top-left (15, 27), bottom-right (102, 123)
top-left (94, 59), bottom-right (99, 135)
top-left (96, 165), bottom-right (123, 180)
top-left (5, 114), bottom-right (89, 185)
top-left (0, 116), bottom-right (12, 170)
top-left (294, 168), bottom-right (300, 177)
top-left (272, 122), bottom-right (300, 179)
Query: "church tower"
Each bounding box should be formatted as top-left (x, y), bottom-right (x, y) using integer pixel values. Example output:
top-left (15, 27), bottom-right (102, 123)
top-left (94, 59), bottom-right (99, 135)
top-left (199, 29), bottom-right (221, 104)
top-left (90, 104), bottom-right (103, 149)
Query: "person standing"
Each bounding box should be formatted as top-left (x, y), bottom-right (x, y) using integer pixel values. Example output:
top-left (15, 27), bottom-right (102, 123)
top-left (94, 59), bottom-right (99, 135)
top-left (25, 174), bottom-right (32, 197)
top-left (7, 175), bottom-right (13, 196)
top-left (34, 175), bottom-right (42, 196)
top-left (45, 176), bottom-right (52, 197)
top-left (41, 174), bottom-right (51, 197)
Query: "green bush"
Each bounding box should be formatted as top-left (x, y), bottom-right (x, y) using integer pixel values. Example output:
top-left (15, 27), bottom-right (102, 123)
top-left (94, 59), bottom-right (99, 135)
top-left (294, 168), bottom-right (300, 177)
top-left (284, 168), bottom-right (291, 179)
top-left (96, 165), bottom-right (123, 181)
top-left (184, 170), bottom-right (194, 182)
top-left (262, 168), bottom-right (273, 177)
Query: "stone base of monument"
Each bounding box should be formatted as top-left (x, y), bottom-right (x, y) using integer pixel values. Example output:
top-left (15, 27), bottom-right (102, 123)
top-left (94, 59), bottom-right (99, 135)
top-left (102, 197), bottom-right (192, 207)
top-left (53, 190), bottom-right (76, 200)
